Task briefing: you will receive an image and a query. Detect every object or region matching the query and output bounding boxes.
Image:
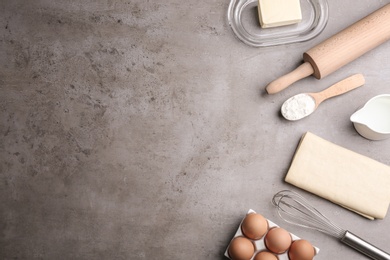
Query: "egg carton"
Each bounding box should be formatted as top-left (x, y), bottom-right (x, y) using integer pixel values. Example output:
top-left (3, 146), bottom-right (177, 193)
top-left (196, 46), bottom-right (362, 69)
top-left (225, 209), bottom-right (320, 259)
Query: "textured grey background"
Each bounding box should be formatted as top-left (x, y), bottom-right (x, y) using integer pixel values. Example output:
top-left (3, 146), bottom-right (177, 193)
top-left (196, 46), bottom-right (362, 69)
top-left (1, 0), bottom-right (390, 259)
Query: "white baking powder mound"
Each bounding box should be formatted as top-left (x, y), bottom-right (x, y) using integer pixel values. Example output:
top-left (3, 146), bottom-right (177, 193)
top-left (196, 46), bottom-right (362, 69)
top-left (281, 94), bottom-right (316, 120)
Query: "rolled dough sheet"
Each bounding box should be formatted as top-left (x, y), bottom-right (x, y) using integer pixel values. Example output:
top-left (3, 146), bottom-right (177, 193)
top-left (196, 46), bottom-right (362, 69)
top-left (285, 132), bottom-right (390, 219)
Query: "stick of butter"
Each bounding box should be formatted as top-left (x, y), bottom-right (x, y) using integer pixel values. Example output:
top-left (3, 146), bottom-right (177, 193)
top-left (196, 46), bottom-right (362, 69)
top-left (258, 0), bottom-right (302, 28)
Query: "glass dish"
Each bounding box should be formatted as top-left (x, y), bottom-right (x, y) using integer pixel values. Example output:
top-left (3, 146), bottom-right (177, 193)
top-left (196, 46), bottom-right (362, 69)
top-left (227, 0), bottom-right (329, 47)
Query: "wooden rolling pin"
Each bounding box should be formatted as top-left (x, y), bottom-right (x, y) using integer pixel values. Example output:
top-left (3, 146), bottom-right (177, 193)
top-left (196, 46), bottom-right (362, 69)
top-left (266, 3), bottom-right (390, 94)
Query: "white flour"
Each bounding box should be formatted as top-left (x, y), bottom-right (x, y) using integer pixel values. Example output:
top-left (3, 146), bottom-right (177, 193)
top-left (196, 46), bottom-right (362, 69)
top-left (281, 94), bottom-right (316, 120)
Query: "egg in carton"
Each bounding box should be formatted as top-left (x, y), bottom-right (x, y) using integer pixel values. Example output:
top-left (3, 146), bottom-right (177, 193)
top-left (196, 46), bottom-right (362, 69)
top-left (225, 209), bottom-right (320, 260)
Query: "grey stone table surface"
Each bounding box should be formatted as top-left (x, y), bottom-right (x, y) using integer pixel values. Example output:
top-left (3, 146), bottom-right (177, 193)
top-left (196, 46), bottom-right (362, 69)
top-left (1, 0), bottom-right (390, 259)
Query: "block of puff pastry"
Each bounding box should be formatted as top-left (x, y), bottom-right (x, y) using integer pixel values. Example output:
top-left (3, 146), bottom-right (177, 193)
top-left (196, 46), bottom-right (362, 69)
top-left (285, 132), bottom-right (390, 219)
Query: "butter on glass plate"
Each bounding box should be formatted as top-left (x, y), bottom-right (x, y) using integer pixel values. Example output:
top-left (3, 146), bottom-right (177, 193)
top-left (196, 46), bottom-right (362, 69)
top-left (227, 0), bottom-right (328, 47)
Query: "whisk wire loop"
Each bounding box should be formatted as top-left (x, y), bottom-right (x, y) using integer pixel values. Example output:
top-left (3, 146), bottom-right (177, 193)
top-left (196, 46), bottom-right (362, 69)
top-left (272, 190), bottom-right (345, 239)
top-left (272, 190), bottom-right (390, 260)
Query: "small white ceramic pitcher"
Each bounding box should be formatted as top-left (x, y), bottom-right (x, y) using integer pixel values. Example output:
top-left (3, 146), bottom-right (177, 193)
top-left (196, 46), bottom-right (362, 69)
top-left (350, 94), bottom-right (390, 140)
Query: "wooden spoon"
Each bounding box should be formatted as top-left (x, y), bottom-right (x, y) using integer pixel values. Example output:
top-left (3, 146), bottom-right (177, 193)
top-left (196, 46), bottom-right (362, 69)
top-left (281, 74), bottom-right (365, 121)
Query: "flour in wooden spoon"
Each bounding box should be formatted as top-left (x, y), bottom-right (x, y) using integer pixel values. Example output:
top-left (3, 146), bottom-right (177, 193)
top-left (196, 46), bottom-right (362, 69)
top-left (281, 94), bottom-right (316, 120)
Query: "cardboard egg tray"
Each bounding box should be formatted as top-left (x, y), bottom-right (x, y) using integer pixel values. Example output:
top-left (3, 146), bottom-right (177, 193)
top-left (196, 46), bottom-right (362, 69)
top-left (225, 209), bottom-right (320, 259)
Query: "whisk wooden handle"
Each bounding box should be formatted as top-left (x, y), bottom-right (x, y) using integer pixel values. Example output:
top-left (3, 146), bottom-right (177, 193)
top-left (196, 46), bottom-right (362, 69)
top-left (341, 231), bottom-right (390, 260)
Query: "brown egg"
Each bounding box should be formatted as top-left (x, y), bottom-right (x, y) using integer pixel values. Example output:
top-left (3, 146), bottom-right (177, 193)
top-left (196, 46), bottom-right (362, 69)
top-left (241, 213), bottom-right (269, 240)
top-left (253, 251), bottom-right (278, 260)
top-left (288, 239), bottom-right (315, 260)
top-left (264, 227), bottom-right (292, 254)
top-left (228, 236), bottom-right (255, 260)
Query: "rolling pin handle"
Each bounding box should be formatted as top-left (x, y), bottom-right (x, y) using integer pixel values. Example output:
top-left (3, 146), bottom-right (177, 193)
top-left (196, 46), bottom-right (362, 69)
top-left (266, 62), bottom-right (314, 94)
